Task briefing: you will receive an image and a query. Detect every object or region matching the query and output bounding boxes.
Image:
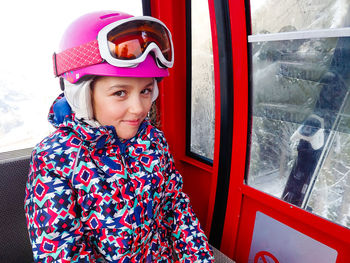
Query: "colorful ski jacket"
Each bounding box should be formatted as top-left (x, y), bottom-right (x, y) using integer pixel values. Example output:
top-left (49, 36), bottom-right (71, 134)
top-left (24, 95), bottom-right (214, 263)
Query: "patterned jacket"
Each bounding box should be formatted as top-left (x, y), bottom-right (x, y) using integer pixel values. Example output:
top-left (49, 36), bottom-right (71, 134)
top-left (24, 95), bottom-right (214, 262)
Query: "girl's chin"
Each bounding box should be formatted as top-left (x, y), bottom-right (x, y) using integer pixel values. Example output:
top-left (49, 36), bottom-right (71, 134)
top-left (115, 127), bottom-right (139, 140)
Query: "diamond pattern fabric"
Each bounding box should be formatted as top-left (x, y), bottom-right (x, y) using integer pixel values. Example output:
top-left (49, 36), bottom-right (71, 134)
top-left (24, 95), bottom-right (214, 262)
top-left (54, 40), bottom-right (103, 76)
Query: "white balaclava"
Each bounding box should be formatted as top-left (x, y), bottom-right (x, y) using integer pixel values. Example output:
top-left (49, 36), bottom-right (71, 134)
top-left (63, 78), bottom-right (159, 127)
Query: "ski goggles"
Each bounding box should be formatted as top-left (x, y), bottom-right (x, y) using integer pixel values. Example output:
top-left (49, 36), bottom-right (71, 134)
top-left (53, 16), bottom-right (174, 77)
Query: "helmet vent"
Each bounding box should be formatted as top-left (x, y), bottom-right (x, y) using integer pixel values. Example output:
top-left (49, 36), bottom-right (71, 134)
top-left (100, 13), bottom-right (120, 20)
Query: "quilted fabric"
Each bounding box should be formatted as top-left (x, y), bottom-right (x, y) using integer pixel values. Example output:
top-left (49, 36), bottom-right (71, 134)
top-left (54, 40), bottom-right (103, 76)
top-left (24, 95), bottom-right (214, 262)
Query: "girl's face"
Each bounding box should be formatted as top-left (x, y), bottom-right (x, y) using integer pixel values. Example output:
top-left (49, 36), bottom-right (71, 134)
top-left (91, 76), bottom-right (154, 140)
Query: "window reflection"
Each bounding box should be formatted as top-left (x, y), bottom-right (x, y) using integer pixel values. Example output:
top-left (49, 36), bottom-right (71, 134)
top-left (248, 36), bottom-right (350, 229)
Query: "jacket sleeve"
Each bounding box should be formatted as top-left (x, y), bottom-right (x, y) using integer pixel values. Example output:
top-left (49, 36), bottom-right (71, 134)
top-left (24, 150), bottom-right (101, 263)
top-left (162, 142), bottom-right (214, 262)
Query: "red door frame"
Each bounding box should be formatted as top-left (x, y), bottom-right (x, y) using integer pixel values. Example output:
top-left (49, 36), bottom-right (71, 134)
top-left (219, 0), bottom-right (249, 256)
top-left (148, 0), bottom-right (221, 235)
top-left (220, 1), bottom-right (350, 262)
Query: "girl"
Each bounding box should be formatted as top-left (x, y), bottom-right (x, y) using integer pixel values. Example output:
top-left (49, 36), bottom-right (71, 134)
top-left (24, 10), bottom-right (214, 263)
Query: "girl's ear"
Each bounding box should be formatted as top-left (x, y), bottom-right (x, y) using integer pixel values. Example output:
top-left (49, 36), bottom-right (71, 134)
top-left (148, 103), bottom-right (159, 127)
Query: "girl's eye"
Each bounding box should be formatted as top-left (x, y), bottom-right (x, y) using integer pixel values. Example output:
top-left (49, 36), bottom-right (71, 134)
top-left (113, 90), bottom-right (126, 97)
top-left (141, 88), bottom-right (153, 95)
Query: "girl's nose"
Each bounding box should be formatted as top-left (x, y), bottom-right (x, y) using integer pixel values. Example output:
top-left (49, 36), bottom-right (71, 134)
top-left (128, 95), bottom-right (144, 115)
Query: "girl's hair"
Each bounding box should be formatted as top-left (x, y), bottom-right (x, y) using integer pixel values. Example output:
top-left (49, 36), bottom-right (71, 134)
top-left (149, 103), bottom-right (160, 127)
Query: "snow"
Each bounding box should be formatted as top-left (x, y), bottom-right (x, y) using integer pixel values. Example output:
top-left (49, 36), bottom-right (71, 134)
top-left (0, 0), bottom-right (142, 153)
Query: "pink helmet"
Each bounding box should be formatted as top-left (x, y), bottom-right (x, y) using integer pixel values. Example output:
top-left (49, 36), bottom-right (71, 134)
top-left (53, 10), bottom-right (173, 83)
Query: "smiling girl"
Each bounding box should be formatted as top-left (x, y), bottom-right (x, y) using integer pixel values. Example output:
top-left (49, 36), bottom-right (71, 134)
top-left (91, 77), bottom-right (154, 140)
top-left (24, 10), bottom-right (214, 263)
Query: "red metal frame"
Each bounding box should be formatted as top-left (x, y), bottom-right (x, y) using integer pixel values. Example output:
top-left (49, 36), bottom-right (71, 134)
top-left (220, 0), bottom-right (249, 257)
top-left (220, 1), bottom-right (350, 262)
top-left (205, 0), bottom-right (223, 235)
top-left (235, 186), bottom-right (350, 262)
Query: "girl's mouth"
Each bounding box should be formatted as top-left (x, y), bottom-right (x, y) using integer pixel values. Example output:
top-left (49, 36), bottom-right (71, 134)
top-left (123, 119), bottom-right (141, 126)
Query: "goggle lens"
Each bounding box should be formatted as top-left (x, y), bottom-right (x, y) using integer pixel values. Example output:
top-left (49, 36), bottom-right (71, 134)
top-left (107, 20), bottom-right (172, 62)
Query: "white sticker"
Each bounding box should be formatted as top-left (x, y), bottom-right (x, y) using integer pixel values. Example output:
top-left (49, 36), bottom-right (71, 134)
top-left (248, 212), bottom-right (338, 263)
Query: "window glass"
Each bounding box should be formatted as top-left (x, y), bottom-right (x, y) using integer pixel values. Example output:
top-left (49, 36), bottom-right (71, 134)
top-left (250, 0), bottom-right (349, 34)
top-left (0, 0), bottom-right (142, 153)
top-left (190, 0), bottom-right (215, 160)
top-left (247, 0), bottom-right (350, 229)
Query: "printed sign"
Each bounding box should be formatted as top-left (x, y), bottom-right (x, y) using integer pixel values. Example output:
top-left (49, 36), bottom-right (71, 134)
top-left (254, 251), bottom-right (279, 263)
top-left (248, 212), bottom-right (338, 263)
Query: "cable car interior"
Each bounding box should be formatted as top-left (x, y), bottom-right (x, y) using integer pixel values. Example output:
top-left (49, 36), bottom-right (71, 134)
top-left (1, 0), bottom-right (350, 262)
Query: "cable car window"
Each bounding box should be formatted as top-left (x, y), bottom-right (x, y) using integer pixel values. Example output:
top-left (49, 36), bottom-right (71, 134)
top-left (247, 1), bottom-right (350, 229)
top-left (250, 0), bottom-right (348, 35)
top-left (187, 0), bottom-right (215, 162)
top-left (0, 0), bottom-right (142, 154)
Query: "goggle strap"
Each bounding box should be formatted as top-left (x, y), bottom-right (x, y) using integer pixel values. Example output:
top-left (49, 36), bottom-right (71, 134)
top-left (53, 39), bottom-right (103, 76)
